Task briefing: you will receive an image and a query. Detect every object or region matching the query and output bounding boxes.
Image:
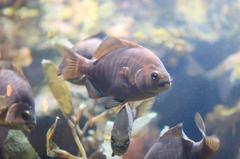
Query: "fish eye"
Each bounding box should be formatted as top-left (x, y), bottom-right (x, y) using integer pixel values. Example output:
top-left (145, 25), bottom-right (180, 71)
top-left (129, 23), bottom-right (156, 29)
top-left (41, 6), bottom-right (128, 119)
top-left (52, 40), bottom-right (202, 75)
top-left (151, 72), bottom-right (159, 81)
top-left (22, 110), bottom-right (31, 121)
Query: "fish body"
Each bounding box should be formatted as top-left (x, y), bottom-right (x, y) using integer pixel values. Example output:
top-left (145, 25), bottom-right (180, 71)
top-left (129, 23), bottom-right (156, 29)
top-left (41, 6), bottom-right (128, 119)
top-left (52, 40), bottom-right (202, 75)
top-left (144, 113), bottom-right (220, 159)
top-left (111, 104), bottom-right (134, 156)
top-left (0, 61), bottom-right (36, 132)
top-left (60, 37), bottom-right (171, 107)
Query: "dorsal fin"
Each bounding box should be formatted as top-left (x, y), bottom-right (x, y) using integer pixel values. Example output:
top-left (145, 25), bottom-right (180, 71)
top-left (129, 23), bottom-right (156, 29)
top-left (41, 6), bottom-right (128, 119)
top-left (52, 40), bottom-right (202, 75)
top-left (84, 31), bottom-right (106, 40)
top-left (161, 123), bottom-right (184, 139)
top-left (93, 37), bottom-right (142, 60)
top-left (195, 112), bottom-right (206, 137)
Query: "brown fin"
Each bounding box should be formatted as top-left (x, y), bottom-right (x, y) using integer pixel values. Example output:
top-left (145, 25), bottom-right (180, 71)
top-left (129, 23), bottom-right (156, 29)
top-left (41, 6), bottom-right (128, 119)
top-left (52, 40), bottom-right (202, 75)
top-left (195, 112), bottom-right (206, 137)
top-left (205, 136), bottom-right (220, 154)
top-left (93, 37), bottom-right (142, 60)
top-left (85, 78), bottom-right (104, 98)
top-left (60, 47), bottom-right (88, 80)
top-left (161, 123), bottom-right (184, 139)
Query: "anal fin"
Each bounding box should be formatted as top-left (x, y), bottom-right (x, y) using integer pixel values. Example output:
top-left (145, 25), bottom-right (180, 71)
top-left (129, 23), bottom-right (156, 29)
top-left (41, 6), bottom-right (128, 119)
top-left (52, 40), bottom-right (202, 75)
top-left (119, 66), bottom-right (135, 86)
top-left (85, 78), bottom-right (104, 98)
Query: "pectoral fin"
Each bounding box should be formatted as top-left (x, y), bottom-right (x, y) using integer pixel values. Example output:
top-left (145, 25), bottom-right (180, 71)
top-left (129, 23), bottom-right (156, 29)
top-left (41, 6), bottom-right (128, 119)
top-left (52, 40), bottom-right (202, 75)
top-left (119, 67), bottom-right (135, 86)
top-left (85, 78), bottom-right (104, 98)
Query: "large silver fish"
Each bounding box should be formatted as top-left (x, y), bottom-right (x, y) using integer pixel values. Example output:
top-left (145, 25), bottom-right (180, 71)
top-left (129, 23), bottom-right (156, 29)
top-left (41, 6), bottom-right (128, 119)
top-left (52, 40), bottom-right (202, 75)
top-left (60, 37), bottom-right (171, 108)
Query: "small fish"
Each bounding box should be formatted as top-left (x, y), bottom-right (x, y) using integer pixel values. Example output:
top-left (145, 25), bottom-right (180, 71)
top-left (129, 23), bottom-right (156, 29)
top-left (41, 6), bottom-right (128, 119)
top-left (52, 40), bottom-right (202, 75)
top-left (0, 61), bottom-right (36, 132)
top-left (111, 104), bottom-right (134, 156)
top-left (59, 37), bottom-right (171, 108)
top-left (144, 113), bottom-right (220, 159)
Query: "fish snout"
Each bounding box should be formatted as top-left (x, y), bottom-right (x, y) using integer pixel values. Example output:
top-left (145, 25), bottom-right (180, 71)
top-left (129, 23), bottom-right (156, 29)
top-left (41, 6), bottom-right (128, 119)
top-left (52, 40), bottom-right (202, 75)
top-left (22, 110), bottom-right (37, 130)
top-left (158, 80), bottom-right (171, 88)
top-left (111, 141), bottom-right (129, 156)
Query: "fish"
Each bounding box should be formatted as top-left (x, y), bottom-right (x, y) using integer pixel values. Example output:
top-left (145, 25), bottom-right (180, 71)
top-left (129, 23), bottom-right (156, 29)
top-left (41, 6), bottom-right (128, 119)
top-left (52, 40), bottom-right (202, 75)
top-left (144, 113), bottom-right (220, 159)
top-left (111, 103), bottom-right (134, 156)
top-left (0, 61), bottom-right (36, 132)
top-left (59, 37), bottom-right (171, 108)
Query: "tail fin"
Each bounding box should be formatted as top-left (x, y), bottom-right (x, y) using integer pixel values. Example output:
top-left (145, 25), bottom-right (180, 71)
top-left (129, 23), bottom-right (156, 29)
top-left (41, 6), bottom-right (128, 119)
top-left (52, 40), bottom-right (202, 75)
top-left (205, 136), bottom-right (220, 154)
top-left (59, 48), bottom-right (89, 80)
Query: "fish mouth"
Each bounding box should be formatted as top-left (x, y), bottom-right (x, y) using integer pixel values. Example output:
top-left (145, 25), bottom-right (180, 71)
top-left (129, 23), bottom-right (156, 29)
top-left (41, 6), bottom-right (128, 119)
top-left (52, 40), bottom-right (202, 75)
top-left (158, 80), bottom-right (171, 88)
top-left (112, 145), bottom-right (128, 156)
top-left (23, 122), bottom-right (36, 133)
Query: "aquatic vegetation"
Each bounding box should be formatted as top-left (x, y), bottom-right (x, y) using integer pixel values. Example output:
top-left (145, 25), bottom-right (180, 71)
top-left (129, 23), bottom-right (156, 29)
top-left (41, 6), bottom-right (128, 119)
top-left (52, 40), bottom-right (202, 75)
top-left (42, 58), bottom-right (158, 158)
top-left (207, 51), bottom-right (240, 85)
top-left (2, 130), bottom-right (40, 159)
top-left (206, 101), bottom-right (240, 135)
top-left (42, 59), bottom-right (73, 117)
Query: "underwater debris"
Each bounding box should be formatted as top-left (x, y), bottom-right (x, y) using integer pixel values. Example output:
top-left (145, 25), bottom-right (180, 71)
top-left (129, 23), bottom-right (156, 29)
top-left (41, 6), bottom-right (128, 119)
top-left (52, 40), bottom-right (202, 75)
top-left (0, 61), bottom-right (36, 132)
top-left (144, 113), bottom-right (220, 159)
